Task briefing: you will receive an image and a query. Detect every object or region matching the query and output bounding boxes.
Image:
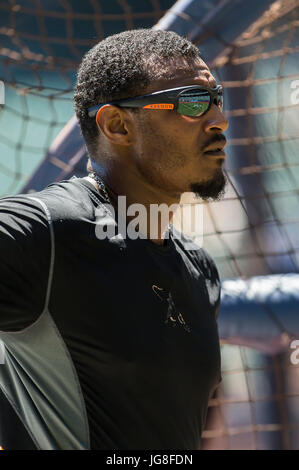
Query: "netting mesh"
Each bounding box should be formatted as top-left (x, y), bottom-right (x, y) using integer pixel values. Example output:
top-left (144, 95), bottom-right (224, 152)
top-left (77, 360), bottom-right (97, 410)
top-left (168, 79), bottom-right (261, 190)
top-left (199, 0), bottom-right (299, 279)
top-left (202, 346), bottom-right (299, 450)
top-left (201, 1), bottom-right (299, 449)
top-left (0, 0), bottom-right (174, 195)
top-left (0, 0), bottom-right (298, 450)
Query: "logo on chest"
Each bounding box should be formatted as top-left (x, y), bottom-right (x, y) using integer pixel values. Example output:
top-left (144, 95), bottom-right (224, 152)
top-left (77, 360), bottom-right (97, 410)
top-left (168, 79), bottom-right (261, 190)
top-left (152, 284), bottom-right (191, 333)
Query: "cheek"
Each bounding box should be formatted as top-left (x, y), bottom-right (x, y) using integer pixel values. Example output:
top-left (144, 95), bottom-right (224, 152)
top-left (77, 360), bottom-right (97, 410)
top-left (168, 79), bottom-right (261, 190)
top-left (170, 119), bottom-right (203, 152)
top-left (136, 115), bottom-right (202, 171)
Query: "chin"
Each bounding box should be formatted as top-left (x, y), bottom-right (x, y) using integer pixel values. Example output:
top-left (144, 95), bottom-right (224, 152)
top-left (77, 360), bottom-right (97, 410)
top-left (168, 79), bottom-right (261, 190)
top-left (190, 171), bottom-right (227, 201)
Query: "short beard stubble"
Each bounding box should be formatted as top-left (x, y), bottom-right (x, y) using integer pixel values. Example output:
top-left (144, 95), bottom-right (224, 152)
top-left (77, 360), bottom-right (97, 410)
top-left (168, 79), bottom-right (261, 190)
top-left (190, 168), bottom-right (227, 201)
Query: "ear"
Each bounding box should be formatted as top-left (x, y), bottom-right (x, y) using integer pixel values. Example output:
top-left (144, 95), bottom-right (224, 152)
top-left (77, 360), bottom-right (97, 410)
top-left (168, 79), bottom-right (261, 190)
top-left (95, 105), bottom-right (133, 146)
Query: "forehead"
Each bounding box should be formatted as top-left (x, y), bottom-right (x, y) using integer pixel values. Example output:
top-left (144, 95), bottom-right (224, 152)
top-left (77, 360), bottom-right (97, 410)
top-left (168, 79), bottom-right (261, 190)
top-left (144, 56), bottom-right (217, 93)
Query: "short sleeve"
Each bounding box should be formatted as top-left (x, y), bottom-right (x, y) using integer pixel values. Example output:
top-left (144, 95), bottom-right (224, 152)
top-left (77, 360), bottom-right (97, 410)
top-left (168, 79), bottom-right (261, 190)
top-left (0, 195), bottom-right (52, 331)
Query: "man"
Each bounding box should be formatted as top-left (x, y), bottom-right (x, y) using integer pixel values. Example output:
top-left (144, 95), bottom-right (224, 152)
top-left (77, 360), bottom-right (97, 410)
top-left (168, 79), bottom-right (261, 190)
top-left (0, 29), bottom-right (228, 450)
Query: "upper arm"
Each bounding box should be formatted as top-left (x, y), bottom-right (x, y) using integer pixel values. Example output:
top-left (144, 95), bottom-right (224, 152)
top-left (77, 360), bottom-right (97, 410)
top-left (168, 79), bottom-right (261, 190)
top-left (0, 196), bottom-right (52, 331)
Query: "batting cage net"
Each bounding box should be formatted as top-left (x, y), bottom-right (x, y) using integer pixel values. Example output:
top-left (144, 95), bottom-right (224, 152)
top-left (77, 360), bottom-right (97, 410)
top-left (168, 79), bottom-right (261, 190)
top-left (0, 0), bottom-right (298, 450)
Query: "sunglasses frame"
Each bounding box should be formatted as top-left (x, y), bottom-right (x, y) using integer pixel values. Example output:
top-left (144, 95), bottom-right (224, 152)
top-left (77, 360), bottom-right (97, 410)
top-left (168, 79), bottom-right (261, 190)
top-left (88, 85), bottom-right (223, 118)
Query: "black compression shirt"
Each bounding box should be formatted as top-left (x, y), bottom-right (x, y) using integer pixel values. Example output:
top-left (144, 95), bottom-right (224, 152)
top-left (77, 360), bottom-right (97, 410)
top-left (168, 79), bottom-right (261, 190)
top-left (0, 177), bottom-right (221, 450)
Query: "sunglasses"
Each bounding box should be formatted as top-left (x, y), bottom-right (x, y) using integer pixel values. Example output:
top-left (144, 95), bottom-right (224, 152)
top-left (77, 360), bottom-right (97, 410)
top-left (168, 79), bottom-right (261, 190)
top-left (88, 85), bottom-right (223, 118)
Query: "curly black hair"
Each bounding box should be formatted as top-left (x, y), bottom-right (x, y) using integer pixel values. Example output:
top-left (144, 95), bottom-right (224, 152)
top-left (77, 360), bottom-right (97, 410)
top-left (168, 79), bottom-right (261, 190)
top-left (74, 29), bottom-right (200, 160)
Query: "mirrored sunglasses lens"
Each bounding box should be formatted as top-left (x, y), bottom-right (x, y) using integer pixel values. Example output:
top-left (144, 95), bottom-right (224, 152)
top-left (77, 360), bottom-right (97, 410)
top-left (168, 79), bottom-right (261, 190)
top-left (178, 91), bottom-right (210, 116)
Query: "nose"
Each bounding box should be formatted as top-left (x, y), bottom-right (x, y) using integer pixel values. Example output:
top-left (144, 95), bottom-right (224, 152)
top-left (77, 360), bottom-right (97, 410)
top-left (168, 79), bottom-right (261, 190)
top-left (203, 103), bottom-right (229, 133)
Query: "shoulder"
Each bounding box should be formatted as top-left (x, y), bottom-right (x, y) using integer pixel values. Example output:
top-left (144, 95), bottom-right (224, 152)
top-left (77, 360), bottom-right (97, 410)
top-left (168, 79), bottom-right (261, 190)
top-left (0, 194), bottom-right (50, 246)
top-left (170, 227), bottom-right (221, 316)
top-left (170, 225), bottom-right (220, 280)
top-left (0, 177), bottom-right (99, 255)
top-left (0, 177), bottom-right (102, 233)
top-left (27, 177), bottom-right (101, 222)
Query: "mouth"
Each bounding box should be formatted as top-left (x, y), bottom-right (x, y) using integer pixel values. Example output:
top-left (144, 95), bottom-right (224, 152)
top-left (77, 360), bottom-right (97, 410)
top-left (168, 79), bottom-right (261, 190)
top-left (203, 149), bottom-right (226, 158)
top-left (203, 140), bottom-right (226, 158)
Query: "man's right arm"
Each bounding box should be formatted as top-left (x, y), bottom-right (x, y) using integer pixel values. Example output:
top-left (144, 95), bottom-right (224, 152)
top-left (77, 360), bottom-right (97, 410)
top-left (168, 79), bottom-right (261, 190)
top-left (0, 195), bottom-right (52, 332)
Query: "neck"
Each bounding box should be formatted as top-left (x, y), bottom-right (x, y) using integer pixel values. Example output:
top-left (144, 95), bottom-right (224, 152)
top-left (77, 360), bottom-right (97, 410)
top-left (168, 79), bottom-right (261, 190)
top-left (87, 159), bottom-right (182, 245)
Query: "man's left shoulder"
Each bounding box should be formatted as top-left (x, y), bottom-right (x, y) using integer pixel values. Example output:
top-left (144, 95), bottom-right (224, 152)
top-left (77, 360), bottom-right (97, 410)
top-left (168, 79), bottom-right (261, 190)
top-left (171, 226), bottom-right (219, 280)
